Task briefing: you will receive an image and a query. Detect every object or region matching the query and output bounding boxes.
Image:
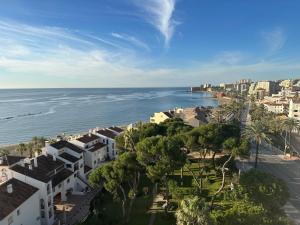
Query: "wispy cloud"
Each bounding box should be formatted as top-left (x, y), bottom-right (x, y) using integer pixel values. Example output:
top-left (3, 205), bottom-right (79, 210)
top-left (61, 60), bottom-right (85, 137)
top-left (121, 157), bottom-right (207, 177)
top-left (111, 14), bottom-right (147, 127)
top-left (133, 0), bottom-right (178, 47)
top-left (261, 27), bottom-right (286, 54)
top-left (213, 51), bottom-right (246, 65)
top-left (111, 32), bottom-right (150, 51)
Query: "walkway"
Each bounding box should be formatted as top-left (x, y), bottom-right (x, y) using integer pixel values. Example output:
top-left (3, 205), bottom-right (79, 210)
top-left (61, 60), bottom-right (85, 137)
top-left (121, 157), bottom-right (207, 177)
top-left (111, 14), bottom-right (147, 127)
top-left (148, 183), bottom-right (164, 225)
top-left (54, 189), bottom-right (100, 225)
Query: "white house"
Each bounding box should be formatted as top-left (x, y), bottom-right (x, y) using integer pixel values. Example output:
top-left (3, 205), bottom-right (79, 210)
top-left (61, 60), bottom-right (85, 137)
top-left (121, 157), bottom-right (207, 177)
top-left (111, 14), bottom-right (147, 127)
top-left (71, 133), bottom-right (108, 171)
top-left (94, 128), bottom-right (123, 159)
top-left (150, 111), bottom-right (174, 124)
top-left (43, 140), bottom-right (90, 190)
top-left (0, 156), bottom-right (24, 184)
top-left (10, 154), bottom-right (75, 225)
top-left (289, 99), bottom-right (300, 121)
top-left (0, 178), bottom-right (41, 225)
top-left (263, 102), bottom-right (288, 114)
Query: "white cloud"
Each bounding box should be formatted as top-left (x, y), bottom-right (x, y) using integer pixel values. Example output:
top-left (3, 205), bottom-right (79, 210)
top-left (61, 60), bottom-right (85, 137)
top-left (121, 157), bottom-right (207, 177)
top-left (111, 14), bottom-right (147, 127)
top-left (111, 32), bottom-right (150, 51)
top-left (0, 20), bottom-right (299, 88)
top-left (262, 27), bottom-right (286, 54)
top-left (213, 51), bottom-right (246, 65)
top-left (133, 0), bottom-right (178, 47)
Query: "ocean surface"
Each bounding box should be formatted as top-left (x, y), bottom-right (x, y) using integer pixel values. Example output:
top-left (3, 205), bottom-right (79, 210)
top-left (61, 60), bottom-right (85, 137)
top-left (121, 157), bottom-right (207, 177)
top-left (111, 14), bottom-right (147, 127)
top-left (0, 88), bottom-right (218, 146)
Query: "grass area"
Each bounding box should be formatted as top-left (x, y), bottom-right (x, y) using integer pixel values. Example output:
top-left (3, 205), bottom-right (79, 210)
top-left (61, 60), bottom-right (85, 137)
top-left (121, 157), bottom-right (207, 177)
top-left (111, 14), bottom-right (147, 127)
top-left (82, 160), bottom-right (232, 225)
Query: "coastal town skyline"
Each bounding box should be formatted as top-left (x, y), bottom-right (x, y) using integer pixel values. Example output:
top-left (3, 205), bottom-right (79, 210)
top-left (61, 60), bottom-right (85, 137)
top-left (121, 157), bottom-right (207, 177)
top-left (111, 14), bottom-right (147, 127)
top-left (1, 0), bottom-right (300, 88)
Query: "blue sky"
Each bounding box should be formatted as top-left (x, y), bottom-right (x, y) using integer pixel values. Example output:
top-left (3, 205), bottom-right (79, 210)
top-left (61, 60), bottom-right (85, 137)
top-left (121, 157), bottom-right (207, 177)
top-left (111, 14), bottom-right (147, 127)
top-left (0, 0), bottom-right (300, 88)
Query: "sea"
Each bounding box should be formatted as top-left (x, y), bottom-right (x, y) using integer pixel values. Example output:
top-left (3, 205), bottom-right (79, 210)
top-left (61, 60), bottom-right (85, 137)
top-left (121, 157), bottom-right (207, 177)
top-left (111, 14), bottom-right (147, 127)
top-left (0, 88), bottom-right (218, 146)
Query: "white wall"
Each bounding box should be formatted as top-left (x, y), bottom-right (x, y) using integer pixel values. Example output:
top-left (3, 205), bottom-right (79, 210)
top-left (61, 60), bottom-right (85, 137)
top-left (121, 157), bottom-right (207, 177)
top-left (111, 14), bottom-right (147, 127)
top-left (11, 171), bottom-right (54, 225)
top-left (0, 190), bottom-right (41, 225)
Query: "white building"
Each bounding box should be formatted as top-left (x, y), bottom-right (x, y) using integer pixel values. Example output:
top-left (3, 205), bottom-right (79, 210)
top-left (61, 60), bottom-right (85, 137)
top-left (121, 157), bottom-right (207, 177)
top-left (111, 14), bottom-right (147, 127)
top-left (263, 102), bottom-right (288, 114)
top-left (94, 127), bottom-right (123, 159)
top-left (0, 178), bottom-right (41, 225)
top-left (44, 140), bottom-right (90, 190)
top-left (150, 111), bottom-right (174, 124)
top-left (0, 156), bottom-right (24, 184)
top-left (71, 133), bottom-right (108, 171)
top-left (289, 99), bottom-right (300, 121)
top-left (10, 154), bottom-right (76, 225)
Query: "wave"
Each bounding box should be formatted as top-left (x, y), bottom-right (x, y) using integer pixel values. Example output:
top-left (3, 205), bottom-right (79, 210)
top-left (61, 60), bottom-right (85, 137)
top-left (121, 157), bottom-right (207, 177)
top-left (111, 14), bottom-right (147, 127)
top-left (0, 98), bottom-right (35, 103)
top-left (0, 106), bottom-right (57, 121)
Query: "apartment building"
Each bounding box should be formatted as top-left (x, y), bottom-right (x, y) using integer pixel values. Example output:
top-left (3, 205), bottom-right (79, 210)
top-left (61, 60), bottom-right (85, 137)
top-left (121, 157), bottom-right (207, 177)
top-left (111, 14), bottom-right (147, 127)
top-left (94, 127), bottom-right (123, 159)
top-left (0, 156), bottom-right (24, 184)
top-left (289, 99), bottom-right (300, 121)
top-left (263, 102), bottom-right (288, 114)
top-left (0, 179), bottom-right (40, 225)
top-left (9, 154), bottom-right (76, 225)
top-left (71, 133), bottom-right (108, 171)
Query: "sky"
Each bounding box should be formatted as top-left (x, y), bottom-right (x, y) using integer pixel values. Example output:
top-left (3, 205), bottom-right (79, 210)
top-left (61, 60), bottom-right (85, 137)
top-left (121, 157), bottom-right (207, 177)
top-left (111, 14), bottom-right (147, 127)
top-left (0, 0), bottom-right (300, 88)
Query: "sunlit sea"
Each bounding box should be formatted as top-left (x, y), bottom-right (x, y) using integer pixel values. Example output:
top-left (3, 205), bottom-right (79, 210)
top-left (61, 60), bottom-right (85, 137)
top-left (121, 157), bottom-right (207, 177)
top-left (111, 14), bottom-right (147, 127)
top-left (0, 88), bottom-right (218, 145)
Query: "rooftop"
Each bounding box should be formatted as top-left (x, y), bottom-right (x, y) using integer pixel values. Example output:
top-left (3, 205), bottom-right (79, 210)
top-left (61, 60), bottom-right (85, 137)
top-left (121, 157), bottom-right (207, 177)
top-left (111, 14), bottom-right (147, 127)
top-left (51, 168), bottom-right (73, 187)
top-left (96, 129), bottom-right (118, 139)
top-left (0, 178), bottom-right (39, 220)
top-left (50, 140), bottom-right (84, 154)
top-left (0, 156), bottom-right (25, 166)
top-left (10, 155), bottom-right (65, 183)
top-left (59, 152), bottom-right (80, 163)
top-left (89, 142), bottom-right (107, 152)
top-left (76, 133), bottom-right (99, 143)
top-left (108, 126), bottom-right (124, 133)
top-left (163, 111), bottom-right (174, 118)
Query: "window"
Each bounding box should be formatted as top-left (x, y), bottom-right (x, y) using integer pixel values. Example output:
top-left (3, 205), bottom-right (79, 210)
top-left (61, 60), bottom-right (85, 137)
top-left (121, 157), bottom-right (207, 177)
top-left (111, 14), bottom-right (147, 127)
top-left (40, 199), bottom-right (45, 209)
top-left (112, 143), bottom-right (114, 149)
top-left (94, 160), bottom-right (96, 164)
top-left (41, 211), bottom-right (45, 218)
top-left (67, 179), bottom-right (70, 183)
top-left (80, 164), bottom-right (83, 168)
top-left (49, 208), bottom-right (52, 218)
top-left (47, 184), bottom-right (51, 194)
top-left (17, 209), bottom-right (20, 216)
top-left (8, 216), bottom-right (13, 225)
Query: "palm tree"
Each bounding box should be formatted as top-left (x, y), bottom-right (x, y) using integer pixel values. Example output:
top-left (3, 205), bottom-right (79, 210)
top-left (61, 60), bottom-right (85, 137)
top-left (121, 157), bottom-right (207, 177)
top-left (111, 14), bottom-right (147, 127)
top-left (283, 118), bottom-right (299, 154)
top-left (26, 142), bottom-right (34, 158)
top-left (0, 149), bottom-right (9, 157)
top-left (16, 143), bottom-right (27, 156)
top-left (175, 196), bottom-right (210, 225)
top-left (243, 121), bottom-right (271, 169)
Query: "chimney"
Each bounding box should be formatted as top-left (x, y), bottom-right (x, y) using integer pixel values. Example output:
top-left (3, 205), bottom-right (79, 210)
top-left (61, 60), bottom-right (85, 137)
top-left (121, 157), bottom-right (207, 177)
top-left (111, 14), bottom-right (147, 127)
top-left (7, 184), bottom-right (13, 194)
top-left (53, 155), bottom-right (56, 161)
top-left (34, 153), bottom-right (38, 168)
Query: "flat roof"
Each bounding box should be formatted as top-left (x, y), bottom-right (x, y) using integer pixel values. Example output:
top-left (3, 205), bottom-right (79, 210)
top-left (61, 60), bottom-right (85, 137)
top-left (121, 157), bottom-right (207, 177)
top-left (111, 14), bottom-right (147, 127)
top-left (89, 142), bottom-right (107, 152)
top-left (50, 140), bottom-right (84, 154)
top-left (0, 156), bottom-right (25, 166)
top-left (96, 129), bottom-right (118, 139)
top-left (76, 134), bottom-right (99, 143)
top-left (59, 152), bottom-right (80, 163)
top-left (108, 126), bottom-right (124, 133)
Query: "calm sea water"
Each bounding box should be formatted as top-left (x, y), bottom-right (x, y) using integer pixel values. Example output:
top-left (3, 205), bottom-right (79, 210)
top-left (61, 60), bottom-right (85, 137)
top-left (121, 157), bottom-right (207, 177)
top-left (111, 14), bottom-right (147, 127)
top-left (0, 88), bottom-right (218, 146)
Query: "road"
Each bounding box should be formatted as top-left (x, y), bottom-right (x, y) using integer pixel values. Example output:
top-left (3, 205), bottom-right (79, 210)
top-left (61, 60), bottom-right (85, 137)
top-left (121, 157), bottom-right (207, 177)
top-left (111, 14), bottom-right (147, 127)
top-left (237, 101), bottom-right (300, 224)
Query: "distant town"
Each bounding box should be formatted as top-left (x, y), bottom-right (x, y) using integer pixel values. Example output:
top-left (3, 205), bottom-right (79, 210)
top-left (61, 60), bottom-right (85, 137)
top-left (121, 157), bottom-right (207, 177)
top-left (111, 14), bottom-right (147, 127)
top-left (191, 78), bottom-right (300, 121)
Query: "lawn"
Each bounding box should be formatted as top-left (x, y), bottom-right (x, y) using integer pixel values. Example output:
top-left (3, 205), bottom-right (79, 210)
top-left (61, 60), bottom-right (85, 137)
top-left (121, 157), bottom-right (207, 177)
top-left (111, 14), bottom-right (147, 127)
top-left (81, 160), bottom-right (232, 225)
